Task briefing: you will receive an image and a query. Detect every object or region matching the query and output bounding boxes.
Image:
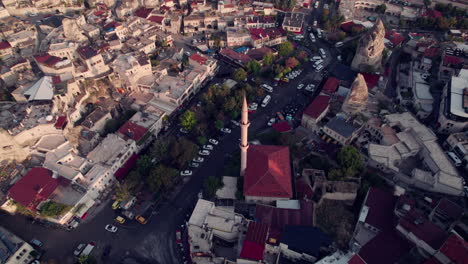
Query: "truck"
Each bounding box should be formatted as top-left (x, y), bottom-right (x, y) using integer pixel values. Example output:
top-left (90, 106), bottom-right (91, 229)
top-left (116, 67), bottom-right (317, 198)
top-left (80, 242), bottom-right (95, 257)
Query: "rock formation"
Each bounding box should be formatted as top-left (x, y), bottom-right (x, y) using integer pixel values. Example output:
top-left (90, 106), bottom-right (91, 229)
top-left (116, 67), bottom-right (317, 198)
top-left (342, 73), bottom-right (368, 114)
top-left (351, 19), bottom-right (385, 72)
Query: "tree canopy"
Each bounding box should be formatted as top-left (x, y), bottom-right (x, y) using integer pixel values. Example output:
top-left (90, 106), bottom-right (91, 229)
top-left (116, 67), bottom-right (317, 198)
top-left (233, 68), bottom-right (247, 82)
top-left (278, 41), bottom-right (294, 57)
top-left (204, 175), bottom-right (224, 199)
top-left (375, 4), bottom-right (387, 14)
top-left (263, 52), bottom-right (274, 66)
top-left (179, 110), bottom-right (197, 131)
top-left (337, 146), bottom-right (364, 177)
top-left (246, 60), bottom-right (261, 75)
top-left (147, 165), bottom-right (179, 192)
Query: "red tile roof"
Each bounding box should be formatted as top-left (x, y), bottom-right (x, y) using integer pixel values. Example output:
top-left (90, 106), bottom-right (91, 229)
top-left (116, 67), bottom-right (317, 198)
top-left (444, 55), bottom-right (463, 65)
top-left (118, 121), bottom-right (148, 142)
top-left (220, 48), bottom-right (252, 64)
top-left (239, 222), bottom-right (269, 261)
top-left (361, 73), bottom-right (379, 89)
top-left (8, 168), bottom-right (59, 210)
top-left (0, 41), bottom-right (12, 50)
top-left (303, 95), bottom-right (330, 119)
top-left (434, 198), bottom-right (463, 221)
top-left (423, 9), bottom-right (442, 18)
top-left (244, 145), bottom-right (292, 198)
top-left (134, 7), bottom-right (153, 18)
top-left (54, 116), bottom-right (67, 129)
top-left (322, 77), bottom-right (339, 94)
top-left (114, 154), bottom-right (138, 180)
top-left (340, 21), bottom-right (363, 33)
top-left (385, 30), bottom-right (405, 46)
top-left (189, 53), bottom-right (208, 65)
top-left (148, 15), bottom-right (164, 24)
top-left (295, 178), bottom-right (314, 200)
top-left (359, 231), bottom-right (412, 264)
top-left (424, 47), bottom-right (439, 58)
top-left (34, 54), bottom-right (62, 67)
top-left (439, 233), bottom-right (468, 264)
top-left (255, 200), bottom-right (314, 242)
top-left (52, 76), bottom-right (62, 85)
top-left (272, 121), bottom-right (292, 133)
top-left (348, 254), bottom-right (366, 264)
top-left (398, 209), bottom-right (447, 250)
top-left (364, 188), bottom-right (396, 231)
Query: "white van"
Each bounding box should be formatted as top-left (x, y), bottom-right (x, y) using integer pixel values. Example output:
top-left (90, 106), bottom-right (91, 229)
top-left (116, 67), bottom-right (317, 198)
top-left (261, 95), bottom-right (271, 107)
top-left (447, 152), bottom-right (462, 167)
top-left (311, 56), bottom-right (322, 61)
top-left (261, 84), bottom-right (273, 93)
top-left (314, 60), bottom-right (323, 66)
top-left (319, 48), bottom-right (326, 58)
top-left (80, 242), bottom-right (95, 257)
top-left (335, 42), bottom-right (344, 48)
top-left (314, 1), bottom-right (319, 8)
top-left (309, 33), bottom-right (316, 42)
top-left (315, 65), bottom-right (324, 72)
top-left (316, 29), bottom-right (322, 38)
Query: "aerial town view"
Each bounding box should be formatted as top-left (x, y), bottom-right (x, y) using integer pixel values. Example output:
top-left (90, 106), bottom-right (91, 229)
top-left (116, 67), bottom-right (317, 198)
top-left (0, 0), bottom-right (467, 263)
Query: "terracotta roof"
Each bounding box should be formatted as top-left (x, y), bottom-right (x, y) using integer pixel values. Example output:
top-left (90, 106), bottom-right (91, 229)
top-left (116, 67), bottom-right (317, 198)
top-left (424, 47), bottom-right (439, 58)
top-left (340, 21), bottom-right (363, 33)
top-left (322, 77), bottom-right (339, 94)
top-left (246, 47), bottom-right (274, 61)
top-left (114, 154), bottom-right (138, 180)
top-left (134, 7), bottom-right (153, 18)
top-left (77, 46), bottom-right (98, 59)
top-left (148, 15), bottom-right (164, 24)
top-left (361, 73), bottom-right (379, 89)
top-left (434, 198), bottom-right (463, 221)
top-left (295, 178), bottom-right (314, 200)
top-left (385, 30), bottom-right (405, 46)
top-left (423, 9), bottom-right (442, 18)
top-left (118, 121), bottom-right (148, 142)
top-left (34, 54), bottom-right (62, 67)
top-left (444, 55), bottom-right (463, 65)
top-left (348, 254), bottom-right (366, 264)
top-left (0, 41), bottom-right (12, 50)
top-left (189, 53), bottom-right (208, 65)
top-left (220, 48), bottom-right (252, 64)
top-left (364, 188), bottom-right (396, 231)
top-left (359, 231), bottom-right (412, 264)
top-left (255, 200), bottom-right (314, 241)
top-left (8, 168), bottom-right (59, 210)
top-left (272, 121), bottom-right (292, 133)
top-left (439, 233), bottom-right (468, 264)
top-left (244, 145), bottom-right (292, 198)
top-left (54, 116), bottom-right (67, 129)
top-left (303, 95), bottom-right (330, 119)
top-left (398, 209), bottom-right (447, 250)
top-left (239, 222), bottom-right (269, 261)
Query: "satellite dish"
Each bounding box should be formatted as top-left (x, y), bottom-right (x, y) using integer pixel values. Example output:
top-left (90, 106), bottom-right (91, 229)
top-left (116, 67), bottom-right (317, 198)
top-left (46, 115), bottom-right (53, 121)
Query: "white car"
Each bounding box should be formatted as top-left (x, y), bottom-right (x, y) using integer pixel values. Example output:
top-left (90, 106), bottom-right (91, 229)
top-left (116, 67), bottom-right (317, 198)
top-left (189, 162), bottom-right (199, 168)
top-left (220, 128), bottom-right (231, 133)
top-left (180, 170), bottom-right (193, 176)
top-left (193, 157), bottom-right (204, 163)
top-left (208, 139), bottom-right (218, 145)
top-left (28, 12), bottom-right (38, 17)
top-left (105, 225), bottom-right (118, 233)
top-left (305, 84), bottom-right (316, 92)
top-left (248, 103), bottom-right (258, 111)
top-left (267, 118), bottom-right (276, 126)
top-left (297, 84), bottom-right (304, 90)
top-left (337, 55), bottom-right (342, 61)
top-left (203, 144), bottom-right (213, 150)
top-left (198, 150), bottom-right (211, 156)
top-left (231, 120), bottom-right (240, 126)
top-left (74, 244), bottom-right (86, 256)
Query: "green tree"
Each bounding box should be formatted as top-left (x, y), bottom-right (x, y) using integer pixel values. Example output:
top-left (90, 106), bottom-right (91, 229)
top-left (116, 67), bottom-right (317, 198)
top-left (204, 175), bottom-right (223, 199)
top-left (197, 136), bottom-right (207, 145)
top-left (39, 201), bottom-right (70, 217)
top-left (285, 57), bottom-right (300, 69)
top-left (115, 182), bottom-right (131, 201)
top-left (233, 68), bottom-right (247, 82)
top-left (278, 41), bottom-right (294, 57)
top-left (263, 52), bottom-right (274, 66)
top-left (170, 138), bottom-right (198, 168)
top-left (337, 146), bottom-right (363, 177)
top-left (136, 155), bottom-right (152, 174)
top-left (150, 138), bottom-right (170, 163)
top-left (375, 4), bottom-right (387, 14)
top-left (147, 165), bottom-right (178, 191)
top-left (215, 120), bottom-right (224, 130)
top-left (179, 110), bottom-right (197, 131)
top-left (125, 170), bottom-right (141, 191)
top-left (223, 97), bottom-right (238, 113)
top-left (246, 60), bottom-right (261, 76)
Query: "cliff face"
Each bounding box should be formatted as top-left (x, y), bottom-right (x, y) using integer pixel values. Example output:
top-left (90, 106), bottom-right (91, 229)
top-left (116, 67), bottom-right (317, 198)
top-left (351, 19), bottom-right (385, 72)
top-left (342, 73), bottom-right (368, 114)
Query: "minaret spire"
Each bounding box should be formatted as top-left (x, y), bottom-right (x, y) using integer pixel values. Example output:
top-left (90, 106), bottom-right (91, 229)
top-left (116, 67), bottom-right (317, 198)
top-left (240, 94), bottom-right (250, 176)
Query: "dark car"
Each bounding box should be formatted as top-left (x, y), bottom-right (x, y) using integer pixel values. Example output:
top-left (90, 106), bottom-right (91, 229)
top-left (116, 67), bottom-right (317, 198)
top-left (102, 245), bottom-right (111, 259)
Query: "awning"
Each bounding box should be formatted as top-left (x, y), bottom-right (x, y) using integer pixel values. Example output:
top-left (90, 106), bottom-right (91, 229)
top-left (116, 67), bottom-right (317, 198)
top-left (114, 154), bottom-right (139, 180)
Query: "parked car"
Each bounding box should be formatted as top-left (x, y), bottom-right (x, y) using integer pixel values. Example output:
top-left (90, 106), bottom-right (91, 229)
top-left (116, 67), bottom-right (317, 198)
top-left (189, 162), bottom-right (199, 168)
top-left (297, 83), bottom-right (304, 90)
top-left (80, 242), bottom-right (95, 257)
top-left (203, 144), bottom-right (213, 150)
top-left (179, 128), bottom-right (189, 134)
top-left (30, 239), bottom-right (43, 247)
top-left (220, 128), bottom-right (231, 133)
top-left (74, 243), bottom-right (86, 256)
top-left (193, 157), bottom-right (204, 163)
top-left (198, 150), bottom-right (211, 156)
top-left (208, 139), bottom-right (218, 145)
top-left (267, 118), bottom-right (276, 126)
top-left (105, 225), bottom-right (118, 233)
top-left (180, 170), bottom-right (193, 177)
top-left (112, 201), bottom-right (120, 210)
top-left (115, 216), bottom-right (125, 224)
top-left (231, 120), bottom-right (240, 126)
top-left (305, 84), bottom-right (316, 92)
top-left (136, 215), bottom-right (148, 224)
top-left (176, 230), bottom-right (182, 244)
top-left (28, 12), bottom-right (38, 16)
